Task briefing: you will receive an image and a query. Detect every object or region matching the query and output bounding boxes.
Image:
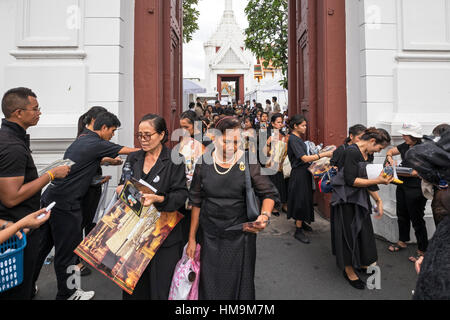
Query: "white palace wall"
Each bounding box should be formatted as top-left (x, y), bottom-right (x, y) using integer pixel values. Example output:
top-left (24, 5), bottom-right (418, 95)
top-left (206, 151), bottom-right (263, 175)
top-left (0, 0), bottom-right (136, 196)
top-left (346, 0), bottom-right (450, 242)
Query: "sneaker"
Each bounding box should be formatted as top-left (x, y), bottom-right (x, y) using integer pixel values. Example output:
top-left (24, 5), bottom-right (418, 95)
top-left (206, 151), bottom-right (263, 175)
top-left (294, 228), bottom-right (310, 244)
top-left (67, 289), bottom-right (95, 300)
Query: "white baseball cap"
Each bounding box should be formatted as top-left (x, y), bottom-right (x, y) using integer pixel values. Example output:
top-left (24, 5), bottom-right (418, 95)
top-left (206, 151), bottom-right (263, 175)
top-left (398, 122), bottom-right (423, 138)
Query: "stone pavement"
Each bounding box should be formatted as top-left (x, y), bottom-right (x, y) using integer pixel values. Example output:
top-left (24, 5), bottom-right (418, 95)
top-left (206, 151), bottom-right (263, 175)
top-left (35, 212), bottom-right (419, 300)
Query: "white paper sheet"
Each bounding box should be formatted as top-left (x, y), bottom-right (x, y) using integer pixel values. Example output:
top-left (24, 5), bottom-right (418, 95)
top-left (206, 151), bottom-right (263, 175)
top-left (366, 164), bottom-right (384, 180)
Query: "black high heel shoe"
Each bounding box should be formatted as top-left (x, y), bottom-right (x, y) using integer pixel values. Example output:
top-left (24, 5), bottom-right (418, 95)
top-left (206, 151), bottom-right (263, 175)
top-left (343, 270), bottom-right (365, 290)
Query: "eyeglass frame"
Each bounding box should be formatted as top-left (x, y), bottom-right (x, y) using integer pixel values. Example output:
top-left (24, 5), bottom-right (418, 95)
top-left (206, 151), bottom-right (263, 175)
top-left (135, 131), bottom-right (159, 141)
top-left (17, 107), bottom-right (41, 113)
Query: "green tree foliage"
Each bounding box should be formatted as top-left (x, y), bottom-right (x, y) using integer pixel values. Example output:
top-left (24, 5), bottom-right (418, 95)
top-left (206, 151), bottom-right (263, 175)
top-left (183, 0), bottom-right (200, 43)
top-left (244, 0), bottom-right (289, 89)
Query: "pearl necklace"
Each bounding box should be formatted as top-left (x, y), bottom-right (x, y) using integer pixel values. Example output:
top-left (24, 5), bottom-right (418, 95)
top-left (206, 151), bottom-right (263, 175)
top-left (213, 151), bottom-right (237, 175)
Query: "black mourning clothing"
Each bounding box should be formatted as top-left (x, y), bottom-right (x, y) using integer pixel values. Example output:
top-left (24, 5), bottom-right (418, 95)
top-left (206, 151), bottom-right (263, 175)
top-left (330, 144), bottom-right (378, 270)
top-left (287, 134), bottom-right (314, 223)
top-left (121, 147), bottom-right (188, 300)
top-left (0, 119), bottom-right (41, 300)
top-left (189, 152), bottom-right (279, 300)
top-left (36, 130), bottom-right (123, 300)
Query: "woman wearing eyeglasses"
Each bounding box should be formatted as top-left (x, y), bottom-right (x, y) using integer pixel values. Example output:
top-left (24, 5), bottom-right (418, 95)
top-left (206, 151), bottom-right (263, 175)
top-left (116, 114), bottom-right (188, 300)
top-left (186, 116), bottom-right (280, 300)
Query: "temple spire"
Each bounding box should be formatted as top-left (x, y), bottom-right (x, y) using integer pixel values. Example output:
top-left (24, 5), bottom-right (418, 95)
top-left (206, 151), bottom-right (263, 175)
top-left (225, 0), bottom-right (233, 12)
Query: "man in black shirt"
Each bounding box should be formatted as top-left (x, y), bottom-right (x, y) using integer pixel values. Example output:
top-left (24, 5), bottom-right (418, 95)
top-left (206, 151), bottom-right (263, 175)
top-left (0, 87), bottom-right (71, 300)
top-left (34, 111), bottom-right (140, 300)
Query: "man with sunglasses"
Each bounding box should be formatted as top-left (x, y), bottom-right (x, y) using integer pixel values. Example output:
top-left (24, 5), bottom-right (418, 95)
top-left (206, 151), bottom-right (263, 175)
top-left (34, 111), bottom-right (140, 300)
top-left (0, 87), bottom-right (71, 300)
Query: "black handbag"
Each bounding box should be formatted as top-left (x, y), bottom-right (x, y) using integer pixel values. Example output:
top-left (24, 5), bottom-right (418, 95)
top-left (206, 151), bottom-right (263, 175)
top-left (244, 151), bottom-right (260, 221)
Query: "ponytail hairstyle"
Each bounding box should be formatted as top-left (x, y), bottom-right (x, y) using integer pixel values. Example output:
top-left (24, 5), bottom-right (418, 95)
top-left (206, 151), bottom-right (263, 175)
top-left (77, 106), bottom-right (108, 137)
top-left (288, 114), bottom-right (307, 130)
top-left (345, 124), bottom-right (367, 144)
top-left (139, 114), bottom-right (169, 144)
top-left (360, 127), bottom-right (391, 146)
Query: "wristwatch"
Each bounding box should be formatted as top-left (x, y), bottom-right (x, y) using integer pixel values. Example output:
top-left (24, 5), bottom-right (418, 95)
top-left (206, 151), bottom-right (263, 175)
top-left (1, 221), bottom-right (10, 230)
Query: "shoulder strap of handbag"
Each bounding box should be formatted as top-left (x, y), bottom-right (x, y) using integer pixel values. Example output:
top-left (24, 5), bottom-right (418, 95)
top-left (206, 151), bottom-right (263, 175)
top-left (244, 150), bottom-right (252, 190)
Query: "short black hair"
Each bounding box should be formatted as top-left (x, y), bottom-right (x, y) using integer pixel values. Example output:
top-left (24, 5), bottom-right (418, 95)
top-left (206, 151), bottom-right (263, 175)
top-left (272, 97), bottom-right (277, 102)
top-left (215, 100), bottom-right (220, 105)
top-left (289, 114), bottom-right (307, 130)
top-left (271, 113), bottom-right (283, 124)
top-left (266, 99), bottom-right (271, 104)
top-left (433, 124), bottom-right (450, 137)
top-left (189, 102), bottom-right (195, 109)
top-left (93, 112), bottom-right (121, 131)
top-left (1, 87), bottom-right (37, 118)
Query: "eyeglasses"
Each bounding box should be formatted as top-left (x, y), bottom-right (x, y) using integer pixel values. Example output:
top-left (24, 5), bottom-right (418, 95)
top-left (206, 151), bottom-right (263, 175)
top-left (18, 107), bottom-right (41, 113)
top-left (135, 132), bottom-right (159, 141)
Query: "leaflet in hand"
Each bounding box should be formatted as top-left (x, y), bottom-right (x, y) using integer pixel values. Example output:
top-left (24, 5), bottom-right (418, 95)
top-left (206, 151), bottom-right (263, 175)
top-left (119, 178), bottom-right (157, 217)
top-left (38, 159), bottom-right (75, 176)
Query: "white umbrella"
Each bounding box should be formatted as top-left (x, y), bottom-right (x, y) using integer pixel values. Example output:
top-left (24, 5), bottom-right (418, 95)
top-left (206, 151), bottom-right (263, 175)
top-left (183, 79), bottom-right (206, 94)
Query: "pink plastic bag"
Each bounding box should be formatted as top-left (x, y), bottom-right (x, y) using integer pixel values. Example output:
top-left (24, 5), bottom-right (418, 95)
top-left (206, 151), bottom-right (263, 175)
top-left (168, 243), bottom-right (201, 300)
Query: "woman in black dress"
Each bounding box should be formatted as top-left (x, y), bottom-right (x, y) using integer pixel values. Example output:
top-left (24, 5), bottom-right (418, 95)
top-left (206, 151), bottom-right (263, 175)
top-left (331, 128), bottom-right (392, 290)
top-left (287, 115), bottom-right (334, 244)
top-left (186, 116), bottom-right (280, 300)
top-left (117, 114), bottom-right (188, 300)
top-left (330, 124), bottom-right (367, 255)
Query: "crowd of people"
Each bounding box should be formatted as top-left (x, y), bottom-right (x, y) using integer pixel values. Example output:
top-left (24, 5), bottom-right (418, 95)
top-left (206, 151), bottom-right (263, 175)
top-left (0, 87), bottom-right (449, 300)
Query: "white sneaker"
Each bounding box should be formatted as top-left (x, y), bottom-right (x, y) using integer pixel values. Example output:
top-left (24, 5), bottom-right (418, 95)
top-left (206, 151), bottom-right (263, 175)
top-left (67, 289), bottom-right (95, 300)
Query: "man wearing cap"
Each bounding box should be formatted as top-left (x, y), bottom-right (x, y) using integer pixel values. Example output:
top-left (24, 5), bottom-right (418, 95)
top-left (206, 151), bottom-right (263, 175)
top-left (386, 123), bottom-right (429, 263)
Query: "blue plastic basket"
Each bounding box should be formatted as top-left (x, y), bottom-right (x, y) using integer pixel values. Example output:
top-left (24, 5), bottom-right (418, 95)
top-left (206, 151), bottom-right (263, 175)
top-left (0, 233), bottom-right (26, 293)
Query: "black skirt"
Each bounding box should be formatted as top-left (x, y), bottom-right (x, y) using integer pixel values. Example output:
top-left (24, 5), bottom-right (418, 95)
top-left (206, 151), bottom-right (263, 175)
top-left (269, 171), bottom-right (287, 203)
top-left (199, 230), bottom-right (256, 300)
top-left (287, 166), bottom-right (314, 223)
top-left (331, 203), bottom-right (378, 269)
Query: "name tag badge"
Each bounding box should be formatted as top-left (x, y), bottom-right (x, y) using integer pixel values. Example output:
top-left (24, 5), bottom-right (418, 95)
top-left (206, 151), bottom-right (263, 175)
top-left (153, 175), bottom-right (160, 183)
top-left (239, 162), bottom-right (245, 171)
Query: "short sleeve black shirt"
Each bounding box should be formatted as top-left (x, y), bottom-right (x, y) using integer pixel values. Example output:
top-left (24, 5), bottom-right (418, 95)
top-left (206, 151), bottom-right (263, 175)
top-left (397, 142), bottom-right (422, 188)
top-left (287, 134), bottom-right (309, 169)
top-left (42, 130), bottom-right (123, 209)
top-left (0, 119), bottom-right (40, 222)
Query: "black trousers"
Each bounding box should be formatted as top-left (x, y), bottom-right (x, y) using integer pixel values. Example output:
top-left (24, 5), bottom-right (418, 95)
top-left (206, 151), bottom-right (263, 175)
top-left (33, 207), bottom-right (83, 300)
top-left (0, 229), bottom-right (42, 300)
top-left (81, 185), bottom-right (102, 235)
top-left (396, 185), bottom-right (428, 252)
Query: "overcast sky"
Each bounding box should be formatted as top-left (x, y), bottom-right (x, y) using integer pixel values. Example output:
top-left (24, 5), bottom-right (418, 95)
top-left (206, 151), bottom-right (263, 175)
top-left (183, 0), bottom-right (249, 79)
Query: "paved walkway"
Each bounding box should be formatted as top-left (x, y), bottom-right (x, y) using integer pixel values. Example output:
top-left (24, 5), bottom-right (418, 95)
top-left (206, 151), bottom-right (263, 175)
top-left (35, 212), bottom-right (419, 300)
